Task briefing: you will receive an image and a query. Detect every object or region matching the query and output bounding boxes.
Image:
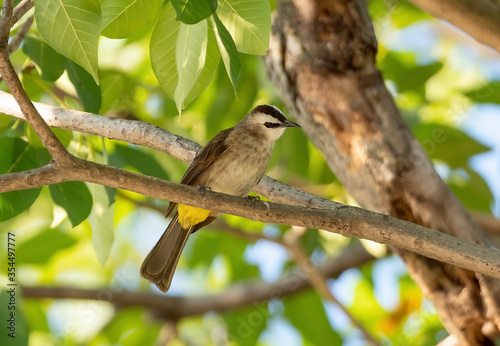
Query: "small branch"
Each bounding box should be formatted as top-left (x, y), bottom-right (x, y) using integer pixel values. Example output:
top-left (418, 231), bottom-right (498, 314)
top-left (282, 227), bottom-right (380, 345)
top-left (8, 15), bottom-right (33, 54)
top-left (21, 244), bottom-right (374, 319)
top-left (0, 90), bottom-right (199, 163)
top-left (409, 0), bottom-right (500, 54)
top-left (0, 51), bottom-right (71, 164)
top-left (0, 1), bottom-right (14, 47)
top-left (473, 213), bottom-right (500, 235)
top-left (1, 159), bottom-right (500, 280)
top-left (0, 90), bottom-right (334, 210)
top-left (12, 0), bottom-right (33, 25)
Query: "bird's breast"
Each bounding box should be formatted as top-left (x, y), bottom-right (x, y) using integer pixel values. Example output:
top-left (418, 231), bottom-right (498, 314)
top-left (201, 143), bottom-right (273, 197)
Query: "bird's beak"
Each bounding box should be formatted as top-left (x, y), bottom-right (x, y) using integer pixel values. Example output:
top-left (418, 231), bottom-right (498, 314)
top-left (283, 120), bottom-right (301, 128)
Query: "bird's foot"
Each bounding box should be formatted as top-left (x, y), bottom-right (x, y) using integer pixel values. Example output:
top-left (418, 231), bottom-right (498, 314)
top-left (246, 195), bottom-right (260, 207)
top-left (197, 185), bottom-right (211, 196)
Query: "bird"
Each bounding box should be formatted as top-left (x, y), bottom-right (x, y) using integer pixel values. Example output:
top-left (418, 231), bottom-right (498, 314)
top-left (140, 105), bottom-right (301, 292)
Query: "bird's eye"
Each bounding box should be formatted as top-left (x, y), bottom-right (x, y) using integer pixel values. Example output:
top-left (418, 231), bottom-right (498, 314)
top-left (264, 122), bottom-right (281, 128)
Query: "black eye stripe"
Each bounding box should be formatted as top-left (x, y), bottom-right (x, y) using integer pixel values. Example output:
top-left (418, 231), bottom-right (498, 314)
top-left (252, 105), bottom-right (287, 123)
top-left (264, 122), bottom-right (281, 128)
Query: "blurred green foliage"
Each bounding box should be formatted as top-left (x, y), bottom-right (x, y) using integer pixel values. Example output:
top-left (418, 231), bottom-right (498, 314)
top-left (0, 0), bottom-right (498, 345)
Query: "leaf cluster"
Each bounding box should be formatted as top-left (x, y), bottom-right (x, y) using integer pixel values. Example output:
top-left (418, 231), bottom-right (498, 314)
top-left (31, 0), bottom-right (270, 113)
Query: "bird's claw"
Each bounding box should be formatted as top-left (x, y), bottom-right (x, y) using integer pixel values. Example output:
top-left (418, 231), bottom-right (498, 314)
top-left (246, 195), bottom-right (260, 207)
top-left (197, 185), bottom-right (211, 196)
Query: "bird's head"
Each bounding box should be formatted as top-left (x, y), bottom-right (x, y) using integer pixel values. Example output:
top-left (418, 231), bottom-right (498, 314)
top-left (242, 105), bottom-right (301, 141)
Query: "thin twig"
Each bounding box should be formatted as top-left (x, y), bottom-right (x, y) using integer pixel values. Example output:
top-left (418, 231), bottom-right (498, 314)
top-left (12, 0), bottom-right (33, 25)
top-left (0, 0), bottom-right (14, 47)
top-left (20, 243), bottom-right (374, 318)
top-left (8, 15), bottom-right (33, 54)
top-left (283, 227), bottom-right (380, 345)
top-left (0, 18), bottom-right (72, 163)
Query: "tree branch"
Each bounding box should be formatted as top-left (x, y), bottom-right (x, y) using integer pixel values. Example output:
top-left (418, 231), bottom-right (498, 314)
top-left (8, 15), bottom-right (33, 54)
top-left (1, 158), bottom-right (500, 280)
top-left (0, 90), bottom-right (335, 210)
top-left (473, 213), bottom-right (500, 236)
top-left (0, 21), bottom-right (71, 164)
top-left (0, 1), bottom-right (13, 45)
top-left (5, 92), bottom-right (496, 241)
top-left (1, 90), bottom-right (499, 280)
top-left (20, 243), bottom-right (373, 319)
top-left (12, 0), bottom-right (33, 25)
top-left (409, 0), bottom-right (500, 54)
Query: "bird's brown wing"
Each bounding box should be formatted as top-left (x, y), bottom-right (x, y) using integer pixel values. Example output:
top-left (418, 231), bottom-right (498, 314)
top-left (165, 128), bottom-right (231, 218)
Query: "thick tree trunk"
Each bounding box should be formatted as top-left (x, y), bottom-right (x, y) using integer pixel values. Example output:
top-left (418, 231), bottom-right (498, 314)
top-left (264, 0), bottom-right (500, 344)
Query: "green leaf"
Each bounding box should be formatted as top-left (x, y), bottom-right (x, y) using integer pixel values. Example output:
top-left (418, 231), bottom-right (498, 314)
top-left (25, 124), bottom-right (72, 150)
top-left (23, 300), bottom-right (50, 333)
top-left (100, 73), bottom-right (124, 114)
top-left (66, 59), bottom-right (102, 113)
top-left (174, 20), bottom-right (208, 113)
top-left (49, 181), bottom-right (93, 227)
top-left (17, 228), bottom-right (78, 264)
top-left (111, 144), bottom-right (169, 180)
top-left (172, 0), bottom-right (217, 24)
top-left (53, 128), bottom-right (74, 148)
top-left (211, 13), bottom-right (240, 93)
top-left (88, 183), bottom-right (115, 266)
top-left (87, 149), bottom-right (115, 265)
top-left (186, 228), bottom-right (259, 280)
top-left (349, 273), bottom-right (388, 330)
top-left (378, 52), bottom-right (442, 95)
top-left (35, 0), bottom-right (101, 84)
top-left (449, 168), bottom-right (494, 212)
top-left (150, 4), bottom-right (182, 102)
top-left (21, 68), bottom-right (53, 102)
top-left (391, 1), bottom-right (431, 28)
top-left (151, 3), bottom-right (220, 112)
top-left (465, 81), bottom-right (500, 105)
top-left (222, 304), bottom-right (268, 346)
top-left (413, 123), bottom-right (490, 169)
top-left (100, 0), bottom-right (163, 38)
top-left (216, 0), bottom-right (271, 55)
top-left (0, 290), bottom-right (29, 346)
top-left (95, 307), bottom-right (161, 345)
top-left (283, 290), bottom-right (342, 345)
top-left (0, 137), bottom-right (41, 221)
top-left (22, 36), bottom-right (66, 82)
top-left (183, 20), bottom-right (220, 108)
top-left (0, 114), bottom-right (12, 134)
top-left (368, 0), bottom-right (430, 29)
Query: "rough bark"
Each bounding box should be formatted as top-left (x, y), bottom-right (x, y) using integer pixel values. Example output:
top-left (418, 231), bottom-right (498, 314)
top-left (264, 0), bottom-right (500, 344)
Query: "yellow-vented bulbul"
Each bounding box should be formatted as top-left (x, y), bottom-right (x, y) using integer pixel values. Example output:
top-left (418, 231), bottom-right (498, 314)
top-left (140, 105), bottom-right (300, 292)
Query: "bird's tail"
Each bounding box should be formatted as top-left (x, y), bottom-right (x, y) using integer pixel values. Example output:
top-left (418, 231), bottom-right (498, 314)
top-left (140, 213), bottom-right (192, 292)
